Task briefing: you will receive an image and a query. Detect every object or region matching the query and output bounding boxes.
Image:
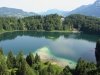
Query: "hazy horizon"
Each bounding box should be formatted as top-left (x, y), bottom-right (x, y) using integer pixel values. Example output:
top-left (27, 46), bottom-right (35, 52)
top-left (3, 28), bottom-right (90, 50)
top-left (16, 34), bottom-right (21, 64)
top-left (0, 0), bottom-right (96, 13)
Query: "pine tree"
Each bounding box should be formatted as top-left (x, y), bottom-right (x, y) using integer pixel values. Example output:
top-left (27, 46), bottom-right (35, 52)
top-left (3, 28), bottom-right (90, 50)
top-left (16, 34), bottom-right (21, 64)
top-left (47, 64), bottom-right (54, 74)
top-left (17, 58), bottom-right (36, 75)
top-left (0, 47), bottom-right (4, 55)
top-left (7, 50), bottom-right (16, 69)
top-left (62, 66), bottom-right (72, 75)
top-left (11, 70), bottom-right (16, 75)
top-left (0, 52), bottom-right (8, 75)
top-left (26, 52), bottom-right (34, 67)
top-left (34, 53), bottom-right (40, 63)
top-left (75, 58), bottom-right (97, 75)
top-left (16, 50), bottom-right (24, 68)
top-left (95, 39), bottom-right (100, 63)
top-left (39, 68), bottom-right (48, 75)
top-left (96, 39), bottom-right (100, 50)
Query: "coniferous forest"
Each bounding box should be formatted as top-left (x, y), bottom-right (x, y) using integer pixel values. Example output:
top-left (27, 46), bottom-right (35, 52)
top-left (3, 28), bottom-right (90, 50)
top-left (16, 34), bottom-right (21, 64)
top-left (0, 39), bottom-right (100, 75)
top-left (0, 14), bottom-right (100, 34)
top-left (0, 14), bottom-right (100, 75)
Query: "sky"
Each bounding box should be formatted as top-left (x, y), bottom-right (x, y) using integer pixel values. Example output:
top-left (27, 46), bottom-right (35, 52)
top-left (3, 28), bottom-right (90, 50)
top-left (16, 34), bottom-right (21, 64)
top-left (0, 0), bottom-right (96, 12)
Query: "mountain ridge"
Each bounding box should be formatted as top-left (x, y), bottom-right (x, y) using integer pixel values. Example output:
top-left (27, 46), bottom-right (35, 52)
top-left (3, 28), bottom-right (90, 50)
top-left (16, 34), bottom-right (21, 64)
top-left (0, 7), bottom-right (37, 17)
top-left (67, 0), bottom-right (100, 17)
top-left (0, 0), bottom-right (100, 17)
top-left (38, 9), bottom-right (69, 16)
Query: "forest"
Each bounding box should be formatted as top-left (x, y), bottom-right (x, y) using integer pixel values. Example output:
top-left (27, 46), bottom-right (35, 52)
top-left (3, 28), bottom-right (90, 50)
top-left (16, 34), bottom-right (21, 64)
top-left (0, 14), bottom-right (100, 34)
top-left (0, 39), bottom-right (100, 75)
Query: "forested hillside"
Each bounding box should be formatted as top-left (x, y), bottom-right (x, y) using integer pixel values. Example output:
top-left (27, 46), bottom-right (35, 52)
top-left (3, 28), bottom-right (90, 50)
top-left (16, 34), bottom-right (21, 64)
top-left (0, 7), bottom-right (37, 17)
top-left (65, 14), bottom-right (100, 34)
top-left (0, 39), bottom-right (100, 75)
top-left (0, 14), bottom-right (100, 34)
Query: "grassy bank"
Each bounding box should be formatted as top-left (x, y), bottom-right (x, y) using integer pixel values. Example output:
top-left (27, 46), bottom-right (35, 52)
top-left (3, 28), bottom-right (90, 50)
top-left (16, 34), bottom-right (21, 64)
top-left (0, 29), bottom-right (80, 35)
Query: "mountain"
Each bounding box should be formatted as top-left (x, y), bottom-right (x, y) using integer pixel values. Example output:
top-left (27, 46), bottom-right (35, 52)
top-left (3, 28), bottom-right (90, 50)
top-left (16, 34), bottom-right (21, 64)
top-left (37, 0), bottom-right (100, 17)
top-left (0, 7), bottom-right (37, 17)
top-left (67, 0), bottom-right (100, 17)
top-left (38, 9), bottom-right (69, 16)
top-left (0, 0), bottom-right (100, 18)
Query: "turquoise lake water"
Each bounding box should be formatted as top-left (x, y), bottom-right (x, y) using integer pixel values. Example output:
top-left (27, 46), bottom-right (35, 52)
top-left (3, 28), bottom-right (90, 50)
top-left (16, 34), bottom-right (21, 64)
top-left (0, 31), bottom-right (99, 63)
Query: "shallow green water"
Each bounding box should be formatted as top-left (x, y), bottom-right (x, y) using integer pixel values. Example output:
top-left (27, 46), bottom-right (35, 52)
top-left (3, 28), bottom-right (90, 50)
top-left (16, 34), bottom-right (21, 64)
top-left (0, 31), bottom-right (99, 63)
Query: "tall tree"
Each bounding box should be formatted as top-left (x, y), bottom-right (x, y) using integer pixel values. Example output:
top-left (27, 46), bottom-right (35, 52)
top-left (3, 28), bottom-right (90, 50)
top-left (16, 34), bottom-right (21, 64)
top-left (0, 52), bottom-right (8, 75)
top-left (34, 53), bottom-right (40, 63)
top-left (0, 47), bottom-right (4, 55)
top-left (26, 52), bottom-right (34, 67)
top-left (7, 50), bottom-right (16, 69)
top-left (47, 64), bottom-right (54, 74)
top-left (16, 50), bottom-right (24, 68)
top-left (75, 58), bottom-right (97, 75)
top-left (61, 66), bottom-right (72, 75)
top-left (95, 39), bottom-right (100, 67)
top-left (17, 57), bottom-right (36, 75)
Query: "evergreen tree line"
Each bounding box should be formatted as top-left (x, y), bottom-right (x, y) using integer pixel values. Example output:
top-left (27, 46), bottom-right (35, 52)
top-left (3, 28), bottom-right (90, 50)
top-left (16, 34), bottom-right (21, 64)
top-left (0, 31), bottom-right (99, 43)
top-left (0, 39), bottom-right (100, 75)
top-left (66, 14), bottom-right (100, 34)
top-left (0, 14), bottom-right (69, 32)
top-left (0, 14), bottom-right (100, 34)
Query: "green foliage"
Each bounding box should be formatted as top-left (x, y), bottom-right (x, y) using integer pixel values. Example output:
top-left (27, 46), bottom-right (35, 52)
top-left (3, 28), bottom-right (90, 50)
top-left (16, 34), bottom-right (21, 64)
top-left (34, 53), bottom-right (40, 63)
top-left (0, 14), bottom-right (100, 34)
top-left (0, 46), bottom-right (100, 75)
top-left (75, 58), bottom-right (97, 75)
top-left (95, 39), bottom-right (100, 65)
top-left (0, 14), bottom-right (73, 32)
top-left (16, 51), bottom-right (36, 75)
top-left (11, 70), bottom-right (16, 75)
top-left (39, 68), bottom-right (48, 75)
top-left (7, 50), bottom-right (16, 69)
top-left (15, 50), bottom-right (24, 68)
top-left (47, 64), bottom-right (54, 74)
top-left (0, 47), bottom-right (4, 55)
top-left (26, 52), bottom-right (34, 67)
top-left (65, 14), bottom-right (100, 34)
top-left (0, 52), bottom-right (8, 75)
top-left (17, 58), bottom-right (36, 75)
top-left (61, 66), bottom-right (72, 75)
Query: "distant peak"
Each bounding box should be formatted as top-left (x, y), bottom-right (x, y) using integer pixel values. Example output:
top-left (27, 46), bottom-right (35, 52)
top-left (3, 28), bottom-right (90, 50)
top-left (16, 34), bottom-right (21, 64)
top-left (95, 0), bottom-right (100, 7)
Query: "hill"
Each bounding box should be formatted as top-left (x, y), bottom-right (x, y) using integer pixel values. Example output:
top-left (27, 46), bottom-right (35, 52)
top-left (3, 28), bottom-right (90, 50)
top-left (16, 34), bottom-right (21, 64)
top-left (0, 0), bottom-right (100, 17)
top-left (67, 0), bottom-right (100, 17)
top-left (0, 7), bottom-right (37, 17)
top-left (38, 9), bottom-right (69, 16)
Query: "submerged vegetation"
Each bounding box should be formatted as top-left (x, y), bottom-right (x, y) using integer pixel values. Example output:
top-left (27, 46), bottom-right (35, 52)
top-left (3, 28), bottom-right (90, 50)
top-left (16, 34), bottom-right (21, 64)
top-left (0, 14), bottom-right (100, 34)
top-left (0, 14), bottom-right (100, 75)
top-left (0, 39), bottom-right (100, 75)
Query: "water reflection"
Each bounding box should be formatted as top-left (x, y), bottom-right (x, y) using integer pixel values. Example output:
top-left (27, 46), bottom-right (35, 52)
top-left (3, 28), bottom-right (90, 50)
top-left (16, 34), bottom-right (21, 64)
top-left (0, 31), bottom-right (99, 42)
top-left (0, 31), bottom-right (99, 62)
top-left (49, 36), bottom-right (96, 62)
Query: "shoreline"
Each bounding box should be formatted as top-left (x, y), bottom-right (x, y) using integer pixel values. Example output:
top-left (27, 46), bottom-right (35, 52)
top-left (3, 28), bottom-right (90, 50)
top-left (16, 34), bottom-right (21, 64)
top-left (0, 30), bottom-right (80, 34)
top-left (33, 47), bottom-right (77, 68)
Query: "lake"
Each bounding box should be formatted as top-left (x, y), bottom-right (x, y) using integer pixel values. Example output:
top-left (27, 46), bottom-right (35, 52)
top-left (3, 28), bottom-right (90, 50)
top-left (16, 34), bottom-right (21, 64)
top-left (0, 31), bottom-right (99, 68)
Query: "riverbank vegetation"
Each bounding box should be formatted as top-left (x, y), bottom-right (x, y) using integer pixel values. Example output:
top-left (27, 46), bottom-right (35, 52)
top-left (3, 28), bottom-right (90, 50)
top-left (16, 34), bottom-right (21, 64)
top-left (0, 39), bottom-right (100, 75)
top-left (0, 14), bottom-right (100, 34)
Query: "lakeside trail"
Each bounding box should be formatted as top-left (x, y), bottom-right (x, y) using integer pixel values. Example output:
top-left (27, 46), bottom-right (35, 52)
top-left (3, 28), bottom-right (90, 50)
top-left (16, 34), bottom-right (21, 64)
top-left (33, 47), bottom-right (76, 68)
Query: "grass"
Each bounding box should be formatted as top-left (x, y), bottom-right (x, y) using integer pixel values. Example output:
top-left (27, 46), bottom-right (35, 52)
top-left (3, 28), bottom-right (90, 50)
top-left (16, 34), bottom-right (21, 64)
top-left (7, 61), bottom-right (63, 74)
top-left (0, 29), bottom-right (74, 35)
top-left (37, 61), bottom-right (63, 73)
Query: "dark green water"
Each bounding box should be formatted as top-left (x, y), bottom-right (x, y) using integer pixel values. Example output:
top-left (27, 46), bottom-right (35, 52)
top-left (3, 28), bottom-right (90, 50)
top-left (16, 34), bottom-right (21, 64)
top-left (0, 31), bottom-right (99, 63)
